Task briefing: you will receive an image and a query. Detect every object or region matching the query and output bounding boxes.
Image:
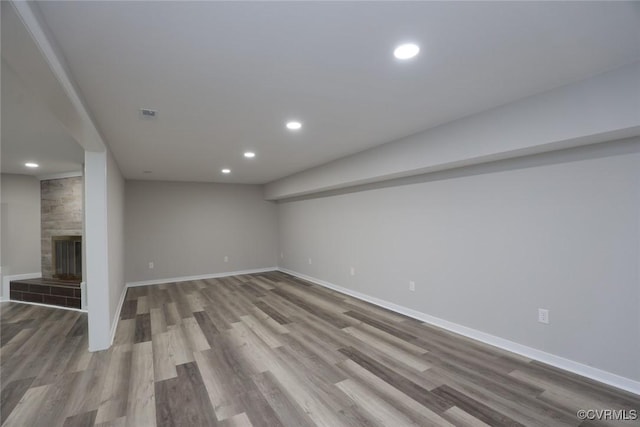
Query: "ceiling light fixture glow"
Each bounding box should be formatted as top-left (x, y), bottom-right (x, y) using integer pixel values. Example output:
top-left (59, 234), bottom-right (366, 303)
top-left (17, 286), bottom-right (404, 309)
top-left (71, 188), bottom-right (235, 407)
top-left (393, 43), bottom-right (420, 60)
top-left (244, 152), bottom-right (256, 158)
top-left (221, 168), bottom-right (231, 174)
top-left (25, 162), bottom-right (39, 168)
top-left (286, 121), bottom-right (302, 130)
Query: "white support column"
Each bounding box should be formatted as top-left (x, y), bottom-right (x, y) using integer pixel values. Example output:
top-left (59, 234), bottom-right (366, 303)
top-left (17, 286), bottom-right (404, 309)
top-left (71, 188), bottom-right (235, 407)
top-left (9, 0), bottom-right (114, 351)
top-left (84, 150), bottom-right (110, 351)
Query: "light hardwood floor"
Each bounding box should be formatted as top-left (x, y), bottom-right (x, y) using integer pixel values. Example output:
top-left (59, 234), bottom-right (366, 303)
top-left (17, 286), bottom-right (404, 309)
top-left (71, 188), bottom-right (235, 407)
top-left (1, 272), bottom-right (638, 426)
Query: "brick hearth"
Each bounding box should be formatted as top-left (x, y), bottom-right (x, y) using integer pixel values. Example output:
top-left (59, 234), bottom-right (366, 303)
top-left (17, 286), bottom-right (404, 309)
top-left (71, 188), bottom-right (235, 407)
top-left (10, 278), bottom-right (81, 309)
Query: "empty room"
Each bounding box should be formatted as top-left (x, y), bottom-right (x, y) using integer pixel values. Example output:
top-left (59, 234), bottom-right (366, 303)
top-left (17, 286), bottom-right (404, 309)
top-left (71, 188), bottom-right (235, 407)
top-left (1, 1), bottom-right (639, 426)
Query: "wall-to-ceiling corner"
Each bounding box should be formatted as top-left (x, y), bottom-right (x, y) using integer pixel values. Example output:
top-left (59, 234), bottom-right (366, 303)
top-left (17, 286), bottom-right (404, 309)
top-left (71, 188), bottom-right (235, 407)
top-left (277, 138), bottom-right (640, 393)
top-left (265, 61), bottom-right (640, 200)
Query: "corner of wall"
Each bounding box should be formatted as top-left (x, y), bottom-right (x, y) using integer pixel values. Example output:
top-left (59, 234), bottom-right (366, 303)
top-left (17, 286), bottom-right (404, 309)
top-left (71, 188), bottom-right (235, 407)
top-left (109, 283), bottom-right (128, 347)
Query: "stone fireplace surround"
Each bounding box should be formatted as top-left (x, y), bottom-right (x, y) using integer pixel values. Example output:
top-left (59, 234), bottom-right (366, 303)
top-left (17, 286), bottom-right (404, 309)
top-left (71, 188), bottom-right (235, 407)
top-left (41, 176), bottom-right (83, 279)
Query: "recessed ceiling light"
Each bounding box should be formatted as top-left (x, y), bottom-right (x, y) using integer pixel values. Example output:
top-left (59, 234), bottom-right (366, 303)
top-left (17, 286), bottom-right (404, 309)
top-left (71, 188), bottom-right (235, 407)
top-left (25, 162), bottom-right (39, 168)
top-left (286, 121), bottom-right (302, 130)
top-left (393, 43), bottom-right (420, 60)
top-left (244, 152), bottom-right (256, 158)
top-left (221, 168), bottom-right (231, 174)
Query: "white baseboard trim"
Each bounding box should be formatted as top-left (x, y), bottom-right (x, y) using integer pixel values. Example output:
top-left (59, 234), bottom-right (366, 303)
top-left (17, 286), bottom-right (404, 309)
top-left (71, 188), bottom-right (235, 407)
top-left (278, 267), bottom-right (640, 396)
top-left (2, 272), bottom-right (42, 300)
top-left (125, 267), bottom-right (279, 288)
top-left (3, 298), bottom-right (86, 313)
top-left (109, 285), bottom-right (128, 347)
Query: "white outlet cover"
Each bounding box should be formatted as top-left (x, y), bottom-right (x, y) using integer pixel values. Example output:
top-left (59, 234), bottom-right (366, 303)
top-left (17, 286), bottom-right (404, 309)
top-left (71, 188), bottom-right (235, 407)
top-left (409, 281), bottom-right (416, 291)
top-left (308, 258), bottom-right (312, 264)
top-left (224, 256), bottom-right (229, 262)
top-left (538, 308), bottom-right (549, 324)
top-left (148, 262), bottom-right (154, 269)
top-left (350, 267), bottom-right (355, 276)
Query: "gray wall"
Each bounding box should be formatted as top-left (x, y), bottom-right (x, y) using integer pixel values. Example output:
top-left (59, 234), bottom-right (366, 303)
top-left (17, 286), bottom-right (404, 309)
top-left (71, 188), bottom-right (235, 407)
top-left (107, 151), bottom-right (125, 327)
top-left (0, 174), bottom-right (41, 292)
top-left (125, 180), bottom-right (278, 283)
top-left (40, 176), bottom-right (83, 278)
top-left (277, 139), bottom-right (640, 381)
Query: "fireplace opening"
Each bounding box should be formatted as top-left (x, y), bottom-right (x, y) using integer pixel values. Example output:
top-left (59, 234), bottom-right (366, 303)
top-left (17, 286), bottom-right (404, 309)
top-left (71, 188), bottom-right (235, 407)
top-left (52, 235), bottom-right (82, 282)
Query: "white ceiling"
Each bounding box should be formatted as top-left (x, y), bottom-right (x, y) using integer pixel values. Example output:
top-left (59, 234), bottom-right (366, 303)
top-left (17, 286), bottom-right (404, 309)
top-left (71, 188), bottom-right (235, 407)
top-left (34, 1), bottom-right (640, 184)
top-left (1, 59), bottom-right (84, 177)
top-left (1, 2), bottom-right (84, 177)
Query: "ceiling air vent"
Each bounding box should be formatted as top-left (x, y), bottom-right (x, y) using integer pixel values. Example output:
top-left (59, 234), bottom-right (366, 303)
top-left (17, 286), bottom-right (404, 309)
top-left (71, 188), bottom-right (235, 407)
top-left (140, 108), bottom-right (158, 119)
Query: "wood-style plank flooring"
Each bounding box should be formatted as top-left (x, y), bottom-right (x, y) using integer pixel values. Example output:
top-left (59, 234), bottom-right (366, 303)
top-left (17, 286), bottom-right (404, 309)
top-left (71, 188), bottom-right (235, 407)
top-left (1, 272), bottom-right (638, 426)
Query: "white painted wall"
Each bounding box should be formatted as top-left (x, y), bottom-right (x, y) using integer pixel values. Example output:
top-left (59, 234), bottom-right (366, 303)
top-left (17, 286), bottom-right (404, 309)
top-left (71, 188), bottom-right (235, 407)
top-left (266, 61), bottom-right (640, 200)
top-left (124, 180), bottom-right (278, 284)
top-left (0, 174), bottom-right (42, 298)
top-left (107, 150), bottom-right (125, 333)
top-left (84, 150), bottom-right (109, 350)
top-left (85, 149), bottom-right (125, 351)
top-left (277, 138), bottom-right (640, 383)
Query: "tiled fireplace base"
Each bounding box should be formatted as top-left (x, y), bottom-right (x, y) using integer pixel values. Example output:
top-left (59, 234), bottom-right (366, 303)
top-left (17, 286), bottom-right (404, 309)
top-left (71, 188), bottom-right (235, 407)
top-left (10, 278), bottom-right (82, 309)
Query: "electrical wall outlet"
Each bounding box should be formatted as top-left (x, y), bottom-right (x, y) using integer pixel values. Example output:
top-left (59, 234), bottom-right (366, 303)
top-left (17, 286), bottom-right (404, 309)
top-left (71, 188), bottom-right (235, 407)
top-left (224, 256), bottom-right (229, 263)
top-left (409, 281), bottom-right (416, 291)
top-left (148, 262), bottom-right (154, 269)
top-left (280, 252), bottom-right (284, 259)
top-left (308, 258), bottom-right (312, 265)
top-left (350, 267), bottom-right (355, 276)
top-left (538, 308), bottom-right (549, 324)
